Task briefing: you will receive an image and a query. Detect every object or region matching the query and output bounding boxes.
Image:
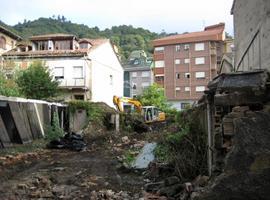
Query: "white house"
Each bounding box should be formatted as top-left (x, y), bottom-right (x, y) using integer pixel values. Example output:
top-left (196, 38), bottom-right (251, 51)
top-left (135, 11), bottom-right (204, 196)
top-left (2, 34), bottom-right (123, 107)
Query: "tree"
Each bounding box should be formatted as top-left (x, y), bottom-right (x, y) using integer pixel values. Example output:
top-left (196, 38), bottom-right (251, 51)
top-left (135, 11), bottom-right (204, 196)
top-left (16, 61), bottom-right (59, 100)
top-left (137, 83), bottom-right (171, 112)
top-left (0, 72), bottom-right (21, 97)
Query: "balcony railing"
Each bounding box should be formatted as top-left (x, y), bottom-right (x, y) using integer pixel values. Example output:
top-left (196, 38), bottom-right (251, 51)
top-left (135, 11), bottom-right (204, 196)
top-left (58, 78), bottom-right (87, 88)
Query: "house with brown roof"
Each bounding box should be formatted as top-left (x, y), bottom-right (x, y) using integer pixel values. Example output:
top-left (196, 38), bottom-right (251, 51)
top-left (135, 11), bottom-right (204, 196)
top-left (2, 34), bottom-right (123, 107)
top-left (152, 23), bottom-right (225, 110)
top-left (0, 25), bottom-right (22, 68)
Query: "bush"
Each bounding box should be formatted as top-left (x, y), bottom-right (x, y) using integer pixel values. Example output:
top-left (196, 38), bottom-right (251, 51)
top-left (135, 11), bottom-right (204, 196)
top-left (45, 112), bottom-right (64, 141)
top-left (154, 107), bottom-right (208, 181)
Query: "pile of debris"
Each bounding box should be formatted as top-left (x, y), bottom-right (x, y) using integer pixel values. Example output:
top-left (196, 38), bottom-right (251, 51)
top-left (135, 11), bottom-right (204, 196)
top-left (47, 132), bottom-right (86, 151)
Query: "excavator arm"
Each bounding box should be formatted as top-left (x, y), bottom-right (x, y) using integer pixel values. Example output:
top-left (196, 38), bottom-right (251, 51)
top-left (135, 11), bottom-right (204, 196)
top-left (113, 95), bottom-right (142, 113)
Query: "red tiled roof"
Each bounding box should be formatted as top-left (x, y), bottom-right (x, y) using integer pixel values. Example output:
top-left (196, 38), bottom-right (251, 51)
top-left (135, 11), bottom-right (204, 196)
top-left (0, 25), bottom-right (22, 40)
top-left (153, 23), bottom-right (225, 46)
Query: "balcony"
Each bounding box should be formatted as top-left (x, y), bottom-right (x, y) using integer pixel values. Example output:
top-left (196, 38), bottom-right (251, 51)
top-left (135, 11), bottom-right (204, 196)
top-left (58, 78), bottom-right (88, 89)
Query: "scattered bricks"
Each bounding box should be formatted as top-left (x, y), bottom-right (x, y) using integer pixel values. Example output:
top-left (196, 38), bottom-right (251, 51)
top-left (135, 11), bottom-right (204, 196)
top-left (227, 111), bottom-right (245, 118)
top-left (144, 181), bottom-right (164, 192)
top-left (143, 192), bottom-right (167, 200)
top-left (192, 175), bottom-right (209, 187)
top-left (222, 115), bottom-right (234, 136)
top-left (158, 184), bottom-right (185, 197)
top-left (164, 176), bottom-right (180, 186)
top-left (29, 191), bottom-right (41, 198)
top-left (232, 106), bottom-right (249, 113)
top-left (17, 183), bottom-right (28, 190)
top-left (121, 136), bottom-right (130, 144)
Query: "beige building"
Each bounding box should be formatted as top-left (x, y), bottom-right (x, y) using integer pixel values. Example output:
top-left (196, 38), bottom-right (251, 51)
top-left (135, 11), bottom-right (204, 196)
top-left (152, 23), bottom-right (225, 110)
top-left (2, 34), bottom-right (123, 107)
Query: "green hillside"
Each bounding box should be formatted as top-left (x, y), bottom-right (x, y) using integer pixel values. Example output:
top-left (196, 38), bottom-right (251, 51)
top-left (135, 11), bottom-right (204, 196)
top-left (1, 17), bottom-right (177, 61)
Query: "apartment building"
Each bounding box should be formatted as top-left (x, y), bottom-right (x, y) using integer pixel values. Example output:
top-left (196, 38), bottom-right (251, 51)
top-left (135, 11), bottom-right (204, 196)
top-left (2, 34), bottom-right (123, 107)
top-left (153, 23), bottom-right (225, 110)
top-left (123, 50), bottom-right (153, 97)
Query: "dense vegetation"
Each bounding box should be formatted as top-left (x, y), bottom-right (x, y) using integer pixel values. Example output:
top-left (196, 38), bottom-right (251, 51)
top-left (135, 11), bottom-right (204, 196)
top-left (16, 61), bottom-right (59, 99)
top-left (1, 16), bottom-right (177, 61)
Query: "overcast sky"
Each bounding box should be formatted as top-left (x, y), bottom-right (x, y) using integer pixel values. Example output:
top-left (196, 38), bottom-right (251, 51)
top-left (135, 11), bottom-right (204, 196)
top-left (1, 0), bottom-right (234, 35)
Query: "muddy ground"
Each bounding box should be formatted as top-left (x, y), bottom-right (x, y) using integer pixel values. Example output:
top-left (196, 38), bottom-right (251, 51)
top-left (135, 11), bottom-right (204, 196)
top-left (0, 132), bottom-right (152, 200)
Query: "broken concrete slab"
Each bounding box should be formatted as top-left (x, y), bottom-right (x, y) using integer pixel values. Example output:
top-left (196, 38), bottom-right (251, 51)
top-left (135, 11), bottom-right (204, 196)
top-left (0, 115), bottom-right (12, 148)
top-left (132, 142), bottom-right (157, 169)
top-left (26, 103), bottom-right (43, 139)
top-left (8, 102), bottom-right (32, 144)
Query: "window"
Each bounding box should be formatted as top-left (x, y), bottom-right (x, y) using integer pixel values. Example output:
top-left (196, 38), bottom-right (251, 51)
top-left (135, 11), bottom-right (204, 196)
top-left (175, 45), bottom-right (180, 52)
top-left (37, 41), bottom-right (48, 50)
top-left (195, 57), bottom-right (205, 65)
top-left (155, 75), bottom-right (164, 82)
top-left (184, 87), bottom-right (190, 92)
top-left (54, 67), bottom-right (64, 79)
top-left (154, 46), bottom-right (164, 52)
top-left (142, 71), bottom-right (150, 77)
top-left (132, 72), bottom-right (137, 77)
top-left (142, 82), bottom-right (150, 88)
top-left (80, 43), bottom-right (89, 49)
top-left (195, 72), bottom-right (205, 79)
top-left (0, 36), bottom-right (6, 49)
top-left (74, 95), bottom-right (84, 100)
top-left (175, 59), bottom-right (180, 65)
top-left (176, 73), bottom-right (180, 79)
top-left (185, 73), bottom-right (190, 78)
top-left (155, 60), bottom-right (164, 68)
top-left (196, 86), bottom-right (205, 92)
top-left (73, 66), bottom-right (83, 78)
top-left (184, 58), bottom-right (190, 64)
top-left (175, 87), bottom-right (181, 91)
top-left (55, 40), bottom-right (72, 50)
top-left (184, 44), bottom-right (190, 50)
top-left (195, 43), bottom-right (205, 51)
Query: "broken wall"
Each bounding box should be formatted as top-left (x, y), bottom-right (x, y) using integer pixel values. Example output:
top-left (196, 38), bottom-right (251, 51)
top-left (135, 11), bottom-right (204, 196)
top-left (0, 96), bottom-right (67, 148)
top-left (232, 0), bottom-right (270, 71)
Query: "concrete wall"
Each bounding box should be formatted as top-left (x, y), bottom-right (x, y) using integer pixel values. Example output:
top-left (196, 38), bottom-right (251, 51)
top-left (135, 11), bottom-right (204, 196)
top-left (90, 41), bottom-right (123, 108)
top-left (233, 0), bottom-right (270, 71)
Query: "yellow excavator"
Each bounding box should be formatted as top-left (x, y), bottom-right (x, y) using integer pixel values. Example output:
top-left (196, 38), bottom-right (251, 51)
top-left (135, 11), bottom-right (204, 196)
top-left (113, 95), bottom-right (165, 123)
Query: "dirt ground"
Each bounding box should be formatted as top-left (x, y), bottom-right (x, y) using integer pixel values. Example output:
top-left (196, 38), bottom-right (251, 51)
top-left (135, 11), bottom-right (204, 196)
top-left (0, 132), bottom-right (148, 200)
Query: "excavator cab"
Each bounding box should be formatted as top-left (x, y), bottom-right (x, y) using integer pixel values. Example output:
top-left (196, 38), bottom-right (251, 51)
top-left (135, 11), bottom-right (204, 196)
top-left (142, 106), bottom-right (165, 123)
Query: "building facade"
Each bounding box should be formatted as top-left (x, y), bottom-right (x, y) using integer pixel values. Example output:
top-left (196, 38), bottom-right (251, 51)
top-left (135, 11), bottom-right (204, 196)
top-left (152, 23), bottom-right (225, 110)
top-left (123, 50), bottom-right (153, 98)
top-left (0, 25), bottom-right (21, 68)
top-left (231, 0), bottom-right (270, 72)
top-left (2, 34), bottom-right (123, 107)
